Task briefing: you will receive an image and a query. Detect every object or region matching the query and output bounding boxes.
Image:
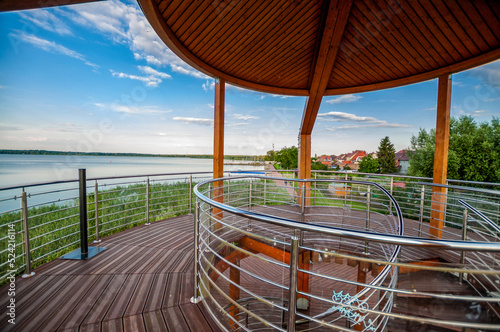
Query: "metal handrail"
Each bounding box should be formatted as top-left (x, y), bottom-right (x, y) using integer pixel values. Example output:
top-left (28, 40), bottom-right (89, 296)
top-left (194, 176), bottom-right (500, 252)
top-left (459, 199), bottom-right (500, 234)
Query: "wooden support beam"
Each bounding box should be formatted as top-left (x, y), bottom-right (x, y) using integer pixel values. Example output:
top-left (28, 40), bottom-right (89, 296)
top-left (0, 0), bottom-right (102, 12)
top-left (300, 0), bottom-right (353, 136)
top-left (430, 75), bottom-right (452, 238)
top-left (229, 260), bottom-right (240, 328)
top-left (298, 134), bottom-right (311, 206)
top-left (213, 78), bottom-right (225, 228)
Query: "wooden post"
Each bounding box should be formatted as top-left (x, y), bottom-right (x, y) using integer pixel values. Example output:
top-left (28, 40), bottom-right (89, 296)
top-left (430, 75), bottom-right (452, 238)
top-left (299, 134), bottom-right (311, 206)
top-left (229, 260), bottom-right (240, 328)
top-left (213, 78), bottom-right (225, 230)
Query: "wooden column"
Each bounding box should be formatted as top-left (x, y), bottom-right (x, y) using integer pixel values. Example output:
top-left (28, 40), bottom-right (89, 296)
top-left (213, 78), bottom-right (225, 229)
top-left (430, 75), bottom-right (452, 238)
top-left (229, 260), bottom-right (240, 327)
top-left (299, 134), bottom-right (311, 206)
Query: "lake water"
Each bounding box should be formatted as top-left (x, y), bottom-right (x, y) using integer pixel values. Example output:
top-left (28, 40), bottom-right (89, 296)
top-left (0, 154), bottom-right (265, 212)
top-left (0, 154), bottom-right (264, 188)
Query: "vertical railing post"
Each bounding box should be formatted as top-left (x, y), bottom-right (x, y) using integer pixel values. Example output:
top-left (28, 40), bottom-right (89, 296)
top-left (79, 169), bottom-right (89, 259)
top-left (389, 177), bottom-right (394, 211)
top-left (287, 230), bottom-right (300, 331)
top-left (418, 185), bottom-right (425, 237)
top-left (94, 180), bottom-right (101, 243)
top-left (145, 176), bottom-right (151, 225)
top-left (227, 178), bottom-right (231, 205)
top-left (263, 177), bottom-right (267, 206)
top-left (191, 200), bottom-right (202, 303)
top-left (300, 182), bottom-right (306, 223)
top-left (459, 208), bottom-right (468, 284)
top-left (313, 172), bottom-right (317, 206)
top-left (365, 186), bottom-right (371, 254)
top-left (21, 190), bottom-right (34, 278)
top-left (249, 178), bottom-right (253, 210)
top-left (189, 174), bottom-right (193, 214)
top-left (344, 173), bottom-right (348, 207)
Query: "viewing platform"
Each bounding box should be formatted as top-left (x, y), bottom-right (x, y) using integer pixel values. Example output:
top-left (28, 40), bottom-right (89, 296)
top-left (0, 214), bottom-right (221, 332)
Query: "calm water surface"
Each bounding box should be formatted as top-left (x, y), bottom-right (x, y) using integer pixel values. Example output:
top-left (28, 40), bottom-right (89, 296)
top-left (0, 154), bottom-right (264, 212)
top-left (0, 154), bottom-right (262, 188)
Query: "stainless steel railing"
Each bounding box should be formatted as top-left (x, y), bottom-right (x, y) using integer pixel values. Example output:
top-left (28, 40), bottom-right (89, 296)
top-left (0, 170), bottom-right (219, 284)
top-left (193, 175), bottom-right (500, 331)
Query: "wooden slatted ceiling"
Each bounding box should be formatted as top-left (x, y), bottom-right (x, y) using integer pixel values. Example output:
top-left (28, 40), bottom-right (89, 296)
top-left (143, 0), bottom-right (500, 95)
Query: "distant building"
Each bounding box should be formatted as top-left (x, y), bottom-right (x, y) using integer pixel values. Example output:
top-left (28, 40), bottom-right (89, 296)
top-left (395, 150), bottom-right (410, 174)
top-left (334, 150), bottom-right (367, 170)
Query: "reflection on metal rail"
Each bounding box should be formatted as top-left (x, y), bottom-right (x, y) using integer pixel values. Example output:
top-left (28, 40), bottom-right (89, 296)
top-left (193, 175), bottom-right (500, 331)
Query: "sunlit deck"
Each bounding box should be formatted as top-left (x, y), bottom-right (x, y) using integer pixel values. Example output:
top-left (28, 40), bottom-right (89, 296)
top-left (0, 214), bottom-right (221, 332)
top-left (2, 202), bottom-right (497, 331)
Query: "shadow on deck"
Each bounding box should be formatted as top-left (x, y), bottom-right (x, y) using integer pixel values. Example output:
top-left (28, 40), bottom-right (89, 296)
top-left (0, 215), bottom-right (222, 332)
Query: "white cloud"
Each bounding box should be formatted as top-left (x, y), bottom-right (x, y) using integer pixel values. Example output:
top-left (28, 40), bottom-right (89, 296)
top-left (6, 136), bottom-right (48, 142)
top-left (318, 111), bottom-right (411, 130)
top-left (202, 80), bottom-right (215, 92)
top-left (326, 123), bottom-right (411, 131)
top-left (317, 111), bottom-right (379, 122)
top-left (19, 10), bottom-right (73, 36)
top-left (95, 103), bottom-right (171, 115)
top-left (173, 117), bottom-right (214, 126)
top-left (467, 60), bottom-right (500, 91)
top-left (325, 94), bottom-right (362, 104)
top-left (271, 94), bottom-right (293, 99)
top-left (138, 65), bottom-right (171, 79)
top-left (232, 114), bottom-right (259, 120)
top-left (9, 30), bottom-right (99, 69)
top-left (110, 66), bottom-right (170, 87)
top-left (69, 0), bottom-right (208, 79)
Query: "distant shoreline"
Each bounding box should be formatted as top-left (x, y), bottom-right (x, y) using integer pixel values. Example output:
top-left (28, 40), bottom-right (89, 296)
top-left (0, 149), bottom-right (264, 161)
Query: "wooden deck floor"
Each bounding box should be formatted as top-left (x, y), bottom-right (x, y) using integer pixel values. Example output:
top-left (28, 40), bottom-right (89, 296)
top-left (0, 205), bottom-right (494, 332)
top-left (0, 214), bottom-right (222, 332)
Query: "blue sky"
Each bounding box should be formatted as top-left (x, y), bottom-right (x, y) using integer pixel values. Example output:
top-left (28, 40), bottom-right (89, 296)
top-left (1, 0), bottom-right (499, 156)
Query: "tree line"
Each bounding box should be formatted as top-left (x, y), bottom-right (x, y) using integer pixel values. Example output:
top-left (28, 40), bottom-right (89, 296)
top-left (265, 116), bottom-right (499, 183)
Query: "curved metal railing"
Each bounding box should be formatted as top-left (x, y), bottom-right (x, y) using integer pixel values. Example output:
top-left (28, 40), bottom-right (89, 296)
top-left (193, 175), bottom-right (500, 331)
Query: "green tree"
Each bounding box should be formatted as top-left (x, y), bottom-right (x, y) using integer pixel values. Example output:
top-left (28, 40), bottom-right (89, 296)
top-left (311, 160), bottom-right (328, 171)
top-left (377, 136), bottom-right (397, 174)
top-left (275, 146), bottom-right (298, 169)
top-left (409, 116), bottom-right (500, 182)
top-left (265, 149), bottom-right (276, 161)
top-left (358, 154), bottom-right (379, 173)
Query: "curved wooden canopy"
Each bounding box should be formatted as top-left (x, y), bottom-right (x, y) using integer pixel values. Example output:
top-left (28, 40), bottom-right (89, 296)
top-left (138, 0), bottom-right (500, 96)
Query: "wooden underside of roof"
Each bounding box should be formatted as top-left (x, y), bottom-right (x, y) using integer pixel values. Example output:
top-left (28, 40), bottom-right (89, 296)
top-left (141, 0), bottom-right (500, 95)
top-left (0, 0), bottom-right (103, 12)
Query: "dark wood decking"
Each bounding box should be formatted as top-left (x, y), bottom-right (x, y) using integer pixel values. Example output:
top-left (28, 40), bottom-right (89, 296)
top-left (0, 215), bottom-right (222, 332)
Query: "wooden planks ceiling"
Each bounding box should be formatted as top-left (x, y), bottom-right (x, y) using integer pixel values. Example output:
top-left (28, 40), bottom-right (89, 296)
top-left (142, 0), bottom-right (500, 95)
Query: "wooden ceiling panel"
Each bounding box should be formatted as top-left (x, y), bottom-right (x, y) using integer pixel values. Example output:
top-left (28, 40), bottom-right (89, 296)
top-left (212, 1), bottom-right (304, 73)
top-left (218, 1), bottom-right (319, 77)
top-left (138, 0), bottom-right (500, 95)
top-left (232, 17), bottom-right (319, 83)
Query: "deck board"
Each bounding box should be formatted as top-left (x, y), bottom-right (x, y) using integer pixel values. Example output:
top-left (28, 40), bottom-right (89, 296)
top-left (0, 208), bottom-right (490, 331)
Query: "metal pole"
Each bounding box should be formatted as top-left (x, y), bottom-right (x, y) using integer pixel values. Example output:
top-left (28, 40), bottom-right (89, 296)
top-left (287, 230), bottom-right (300, 331)
top-left (94, 180), bottom-right (101, 243)
top-left (389, 176), bottom-right (394, 211)
top-left (313, 173), bottom-right (317, 206)
top-left (227, 178), bottom-right (231, 205)
top-left (249, 178), bottom-right (253, 210)
top-left (344, 173), bottom-right (348, 207)
top-left (79, 169), bottom-right (89, 259)
top-left (189, 174), bottom-right (193, 214)
top-left (459, 208), bottom-right (468, 284)
top-left (365, 186), bottom-right (371, 253)
top-left (145, 177), bottom-right (151, 225)
top-left (21, 190), bottom-right (34, 278)
top-left (418, 185), bottom-right (425, 237)
top-left (191, 200), bottom-right (202, 303)
top-left (263, 177), bottom-right (267, 206)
